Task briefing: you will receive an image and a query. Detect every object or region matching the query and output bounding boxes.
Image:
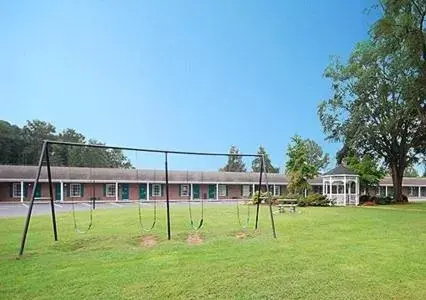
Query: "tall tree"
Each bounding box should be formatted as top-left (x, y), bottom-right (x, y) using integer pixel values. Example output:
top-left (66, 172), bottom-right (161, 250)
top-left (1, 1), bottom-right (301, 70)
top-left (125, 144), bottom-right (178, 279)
top-left (373, 0), bottom-right (426, 124)
top-left (0, 120), bottom-right (25, 165)
top-left (252, 146), bottom-right (279, 173)
top-left (285, 135), bottom-right (317, 195)
top-left (318, 19), bottom-right (425, 201)
top-left (219, 145), bottom-right (246, 172)
top-left (404, 165), bottom-right (419, 177)
top-left (304, 139), bottom-right (329, 172)
top-left (22, 120), bottom-right (56, 165)
top-left (52, 128), bottom-right (86, 166)
top-left (344, 152), bottom-right (387, 194)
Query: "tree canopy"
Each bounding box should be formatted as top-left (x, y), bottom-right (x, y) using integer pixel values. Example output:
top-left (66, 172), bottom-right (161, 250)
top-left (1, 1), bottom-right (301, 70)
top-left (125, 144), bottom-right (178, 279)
top-left (251, 146), bottom-right (279, 173)
top-left (0, 119), bottom-right (132, 168)
top-left (219, 145), bottom-right (247, 172)
top-left (285, 135), bottom-right (319, 196)
top-left (404, 165), bottom-right (419, 177)
top-left (345, 152), bottom-right (386, 193)
top-left (318, 1), bottom-right (426, 201)
top-left (304, 139), bottom-right (330, 172)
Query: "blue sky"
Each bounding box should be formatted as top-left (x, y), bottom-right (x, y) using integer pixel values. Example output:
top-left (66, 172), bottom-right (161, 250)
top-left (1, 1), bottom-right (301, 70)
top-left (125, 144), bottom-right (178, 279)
top-left (0, 0), bottom-right (379, 170)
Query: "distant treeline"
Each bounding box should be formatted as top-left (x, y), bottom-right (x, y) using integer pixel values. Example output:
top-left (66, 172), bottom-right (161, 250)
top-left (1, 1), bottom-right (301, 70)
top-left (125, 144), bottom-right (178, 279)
top-left (0, 120), bottom-right (132, 168)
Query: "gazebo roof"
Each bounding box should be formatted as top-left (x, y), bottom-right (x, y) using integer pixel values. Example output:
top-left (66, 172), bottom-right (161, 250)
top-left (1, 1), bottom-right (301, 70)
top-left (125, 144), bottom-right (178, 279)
top-left (323, 165), bottom-right (357, 176)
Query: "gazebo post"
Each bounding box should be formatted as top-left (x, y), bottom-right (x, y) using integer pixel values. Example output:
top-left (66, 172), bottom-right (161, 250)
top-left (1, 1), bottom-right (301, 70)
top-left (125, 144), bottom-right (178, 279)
top-left (343, 175), bottom-right (347, 206)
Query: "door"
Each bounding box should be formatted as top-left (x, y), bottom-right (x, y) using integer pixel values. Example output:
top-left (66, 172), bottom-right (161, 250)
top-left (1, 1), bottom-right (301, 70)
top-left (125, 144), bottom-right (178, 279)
top-left (208, 185), bottom-right (216, 199)
top-left (121, 183), bottom-right (129, 200)
top-left (55, 183), bottom-right (61, 201)
top-left (35, 183), bottom-right (41, 199)
top-left (139, 184), bottom-right (147, 201)
top-left (193, 184), bottom-right (200, 199)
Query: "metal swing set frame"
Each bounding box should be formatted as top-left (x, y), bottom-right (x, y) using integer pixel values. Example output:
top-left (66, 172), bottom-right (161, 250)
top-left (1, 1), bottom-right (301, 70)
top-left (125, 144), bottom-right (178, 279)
top-left (18, 140), bottom-right (277, 256)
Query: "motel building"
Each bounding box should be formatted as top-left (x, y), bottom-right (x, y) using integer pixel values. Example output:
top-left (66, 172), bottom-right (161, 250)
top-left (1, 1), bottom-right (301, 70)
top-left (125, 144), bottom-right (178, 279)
top-left (0, 165), bottom-right (425, 205)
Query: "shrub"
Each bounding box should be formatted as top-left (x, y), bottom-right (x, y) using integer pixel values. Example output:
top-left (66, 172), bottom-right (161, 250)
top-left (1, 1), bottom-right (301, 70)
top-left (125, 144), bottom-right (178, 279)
top-left (297, 193), bottom-right (331, 207)
top-left (376, 196), bottom-right (393, 205)
top-left (359, 195), bottom-right (370, 205)
top-left (251, 191), bottom-right (276, 205)
top-left (282, 193), bottom-right (299, 200)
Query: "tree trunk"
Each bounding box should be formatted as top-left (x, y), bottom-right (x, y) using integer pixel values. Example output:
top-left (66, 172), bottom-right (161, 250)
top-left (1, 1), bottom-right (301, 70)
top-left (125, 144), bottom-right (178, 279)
top-left (391, 163), bottom-right (406, 203)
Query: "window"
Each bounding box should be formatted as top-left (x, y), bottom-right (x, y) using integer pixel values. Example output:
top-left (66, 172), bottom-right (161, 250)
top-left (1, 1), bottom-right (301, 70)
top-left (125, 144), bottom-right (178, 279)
top-left (13, 183), bottom-right (21, 198)
top-left (180, 184), bottom-right (189, 197)
top-left (106, 184), bottom-right (116, 197)
top-left (242, 185), bottom-right (251, 197)
top-left (152, 184), bottom-right (162, 197)
top-left (70, 184), bottom-right (81, 197)
top-left (274, 185), bottom-right (281, 196)
top-left (218, 185), bottom-right (227, 197)
top-left (408, 186), bottom-right (418, 197)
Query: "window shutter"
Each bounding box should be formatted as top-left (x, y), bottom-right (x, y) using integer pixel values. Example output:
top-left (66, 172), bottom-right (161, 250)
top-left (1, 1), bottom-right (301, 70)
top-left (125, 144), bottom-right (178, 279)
top-left (225, 185), bottom-right (228, 197)
top-left (24, 183), bottom-right (29, 197)
top-left (80, 184), bottom-right (84, 197)
top-left (149, 184), bottom-right (152, 197)
top-left (103, 184), bottom-right (106, 196)
top-left (66, 184), bottom-right (70, 197)
top-left (9, 183), bottom-right (13, 197)
top-left (179, 184), bottom-right (181, 197)
top-left (241, 185), bottom-right (243, 196)
top-left (161, 184), bottom-right (165, 197)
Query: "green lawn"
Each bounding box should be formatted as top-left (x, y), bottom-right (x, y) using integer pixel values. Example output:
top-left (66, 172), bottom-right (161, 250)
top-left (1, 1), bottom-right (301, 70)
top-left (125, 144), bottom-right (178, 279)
top-left (1, 203), bottom-right (426, 299)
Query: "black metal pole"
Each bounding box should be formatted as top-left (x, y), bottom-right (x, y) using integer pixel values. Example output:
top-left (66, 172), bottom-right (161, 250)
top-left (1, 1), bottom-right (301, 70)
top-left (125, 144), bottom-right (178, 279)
top-left (262, 157), bottom-right (277, 239)
top-left (45, 143), bottom-right (58, 241)
top-left (92, 182), bottom-right (96, 210)
top-left (165, 152), bottom-right (171, 240)
top-left (254, 159), bottom-right (263, 230)
top-left (18, 142), bottom-right (47, 256)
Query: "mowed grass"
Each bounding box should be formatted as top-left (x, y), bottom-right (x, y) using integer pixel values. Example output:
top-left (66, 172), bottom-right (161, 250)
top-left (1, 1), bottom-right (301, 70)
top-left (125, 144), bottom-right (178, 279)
top-left (1, 203), bottom-right (426, 299)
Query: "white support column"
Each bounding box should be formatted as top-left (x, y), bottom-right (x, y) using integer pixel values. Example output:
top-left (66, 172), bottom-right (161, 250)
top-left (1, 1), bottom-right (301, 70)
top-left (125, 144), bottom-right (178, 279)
top-left (385, 186), bottom-right (388, 197)
top-left (190, 183), bottom-right (193, 201)
top-left (252, 184), bottom-right (255, 196)
top-left (60, 181), bottom-right (64, 202)
top-left (216, 183), bottom-right (219, 201)
top-left (356, 176), bottom-right (360, 205)
top-left (115, 181), bottom-right (119, 201)
top-left (322, 180), bottom-right (325, 196)
top-left (20, 181), bottom-right (24, 203)
top-left (304, 189), bottom-right (307, 197)
top-left (343, 175), bottom-right (347, 206)
top-left (147, 182), bottom-right (150, 201)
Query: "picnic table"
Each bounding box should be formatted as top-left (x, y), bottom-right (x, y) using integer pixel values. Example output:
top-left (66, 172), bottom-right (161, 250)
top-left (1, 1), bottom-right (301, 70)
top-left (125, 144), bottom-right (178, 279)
top-left (277, 199), bottom-right (297, 213)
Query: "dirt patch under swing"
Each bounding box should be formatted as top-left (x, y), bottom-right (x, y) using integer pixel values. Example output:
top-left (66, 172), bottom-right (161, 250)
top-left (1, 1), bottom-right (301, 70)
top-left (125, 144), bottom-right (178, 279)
top-left (140, 235), bottom-right (157, 248)
top-left (187, 233), bottom-right (203, 245)
top-left (235, 231), bottom-right (246, 239)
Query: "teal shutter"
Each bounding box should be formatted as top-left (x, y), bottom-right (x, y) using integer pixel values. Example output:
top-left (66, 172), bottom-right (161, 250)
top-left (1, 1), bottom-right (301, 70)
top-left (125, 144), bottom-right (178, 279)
top-left (35, 184), bottom-right (42, 198)
top-left (103, 184), bottom-right (106, 196)
top-left (9, 183), bottom-right (13, 197)
top-left (54, 183), bottom-right (61, 200)
top-left (24, 183), bottom-right (29, 197)
top-left (80, 184), bottom-right (84, 197)
top-left (193, 184), bottom-right (200, 199)
top-left (161, 184), bottom-right (165, 196)
top-left (149, 184), bottom-right (152, 197)
top-left (225, 185), bottom-right (228, 197)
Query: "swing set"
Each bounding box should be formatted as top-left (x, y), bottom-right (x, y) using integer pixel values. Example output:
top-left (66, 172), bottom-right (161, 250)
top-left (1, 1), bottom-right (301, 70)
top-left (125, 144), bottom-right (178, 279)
top-left (18, 140), bottom-right (277, 256)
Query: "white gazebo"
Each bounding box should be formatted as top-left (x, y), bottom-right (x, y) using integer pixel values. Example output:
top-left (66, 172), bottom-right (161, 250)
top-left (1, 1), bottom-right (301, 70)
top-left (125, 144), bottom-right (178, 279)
top-left (322, 165), bottom-right (359, 206)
